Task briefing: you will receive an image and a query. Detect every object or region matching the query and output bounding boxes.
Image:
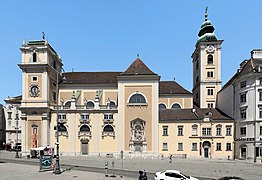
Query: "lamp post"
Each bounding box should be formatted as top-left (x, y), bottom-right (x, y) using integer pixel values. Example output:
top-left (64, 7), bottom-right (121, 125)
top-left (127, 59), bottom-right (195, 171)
top-left (54, 66), bottom-right (66, 175)
top-left (15, 106), bottom-right (19, 158)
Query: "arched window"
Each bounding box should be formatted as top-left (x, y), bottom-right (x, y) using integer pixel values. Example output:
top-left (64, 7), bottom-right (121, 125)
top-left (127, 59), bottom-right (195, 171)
top-left (86, 101), bottom-right (94, 109)
top-left (33, 52), bottom-right (37, 62)
top-left (108, 101), bottom-right (116, 108)
top-left (171, 103), bottom-right (181, 109)
top-left (103, 125), bottom-right (114, 132)
top-left (58, 124), bottom-right (67, 132)
top-left (80, 125), bottom-right (90, 132)
top-left (64, 101), bottom-right (71, 108)
top-left (159, 103), bottom-right (166, 109)
top-left (207, 54), bottom-right (213, 64)
top-left (129, 94), bottom-right (146, 104)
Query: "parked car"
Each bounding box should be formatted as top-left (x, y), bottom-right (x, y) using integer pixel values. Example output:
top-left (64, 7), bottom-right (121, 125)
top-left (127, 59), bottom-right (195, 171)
top-left (218, 177), bottom-right (244, 180)
top-left (154, 170), bottom-right (199, 180)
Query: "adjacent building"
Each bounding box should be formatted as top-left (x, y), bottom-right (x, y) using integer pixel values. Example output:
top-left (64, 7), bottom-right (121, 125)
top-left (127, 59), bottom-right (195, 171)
top-left (217, 50), bottom-right (262, 161)
top-left (4, 96), bottom-right (22, 150)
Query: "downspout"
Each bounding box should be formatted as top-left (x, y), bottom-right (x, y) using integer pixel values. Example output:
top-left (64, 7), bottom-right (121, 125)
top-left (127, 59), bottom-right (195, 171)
top-left (233, 84), bottom-right (236, 160)
top-left (254, 77), bottom-right (257, 163)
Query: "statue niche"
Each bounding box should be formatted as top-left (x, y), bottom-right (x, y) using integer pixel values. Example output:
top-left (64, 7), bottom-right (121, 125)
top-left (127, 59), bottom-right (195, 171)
top-left (129, 118), bottom-right (146, 152)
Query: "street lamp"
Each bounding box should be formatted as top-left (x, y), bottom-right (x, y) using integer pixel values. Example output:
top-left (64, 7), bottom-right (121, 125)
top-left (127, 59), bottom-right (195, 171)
top-left (54, 66), bottom-right (66, 175)
top-left (15, 106), bottom-right (19, 158)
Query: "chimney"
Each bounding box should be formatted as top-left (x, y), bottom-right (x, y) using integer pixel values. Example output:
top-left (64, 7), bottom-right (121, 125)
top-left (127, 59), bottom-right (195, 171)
top-left (251, 49), bottom-right (262, 59)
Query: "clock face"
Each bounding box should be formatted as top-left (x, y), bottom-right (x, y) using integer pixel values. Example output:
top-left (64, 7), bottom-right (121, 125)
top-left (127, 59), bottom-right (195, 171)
top-left (30, 85), bottom-right (40, 97)
top-left (207, 45), bottom-right (214, 53)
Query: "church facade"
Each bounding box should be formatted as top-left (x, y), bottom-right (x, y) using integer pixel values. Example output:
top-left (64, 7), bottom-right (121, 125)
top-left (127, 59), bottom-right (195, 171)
top-left (16, 10), bottom-right (234, 159)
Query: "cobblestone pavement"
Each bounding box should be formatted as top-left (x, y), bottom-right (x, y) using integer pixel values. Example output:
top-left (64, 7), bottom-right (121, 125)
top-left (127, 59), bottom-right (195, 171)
top-left (1, 151), bottom-right (262, 180)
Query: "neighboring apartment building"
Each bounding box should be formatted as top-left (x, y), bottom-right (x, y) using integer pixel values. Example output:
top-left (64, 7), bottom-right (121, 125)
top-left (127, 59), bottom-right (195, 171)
top-left (217, 50), bottom-right (262, 161)
top-left (0, 104), bottom-right (6, 149)
top-left (4, 96), bottom-right (22, 150)
top-left (12, 9), bottom-right (234, 159)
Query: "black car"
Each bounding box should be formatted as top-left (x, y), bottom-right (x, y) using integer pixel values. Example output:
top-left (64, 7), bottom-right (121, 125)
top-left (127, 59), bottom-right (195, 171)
top-left (218, 177), bottom-right (244, 180)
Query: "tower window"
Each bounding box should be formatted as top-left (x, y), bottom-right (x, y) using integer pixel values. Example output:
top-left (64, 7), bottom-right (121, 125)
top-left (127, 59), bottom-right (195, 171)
top-left (207, 71), bottom-right (214, 78)
top-left (207, 55), bottom-right (213, 64)
top-left (33, 52), bottom-right (37, 62)
top-left (207, 88), bottom-right (214, 96)
top-left (32, 76), bottom-right (38, 81)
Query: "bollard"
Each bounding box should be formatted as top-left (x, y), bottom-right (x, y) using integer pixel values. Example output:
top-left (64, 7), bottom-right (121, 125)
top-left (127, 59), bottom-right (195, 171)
top-left (111, 159), bottom-right (116, 178)
top-left (105, 160), bottom-right (108, 177)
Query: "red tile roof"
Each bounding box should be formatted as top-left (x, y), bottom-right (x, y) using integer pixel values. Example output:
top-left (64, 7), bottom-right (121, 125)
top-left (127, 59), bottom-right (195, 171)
top-left (62, 72), bottom-right (121, 85)
top-left (159, 106), bottom-right (232, 123)
top-left (159, 81), bottom-right (191, 94)
top-left (120, 58), bottom-right (157, 76)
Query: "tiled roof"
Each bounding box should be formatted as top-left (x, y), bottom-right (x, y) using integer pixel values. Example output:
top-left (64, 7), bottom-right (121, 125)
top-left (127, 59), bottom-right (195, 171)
top-left (120, 58), bottom-right (157, 76)
top-left (62, 72), bottom-right (121, 85)
top-left (159, 106), bottom-right (232, 123)
top-left (159, 81), bottom-right (191, 94)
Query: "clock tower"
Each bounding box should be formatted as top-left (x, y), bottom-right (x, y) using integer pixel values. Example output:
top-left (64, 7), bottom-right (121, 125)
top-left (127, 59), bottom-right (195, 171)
top-left (191, 8), bottom-right (223, 108)
top-left (18, 36), bottom-right (63, 153)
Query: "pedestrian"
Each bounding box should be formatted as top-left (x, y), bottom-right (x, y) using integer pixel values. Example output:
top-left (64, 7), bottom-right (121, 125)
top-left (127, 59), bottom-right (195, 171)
top-left (169, 155), bottom-right (172, 163)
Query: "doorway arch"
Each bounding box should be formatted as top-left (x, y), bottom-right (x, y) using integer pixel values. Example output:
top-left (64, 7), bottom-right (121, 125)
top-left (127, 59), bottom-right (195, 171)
top-left (203, 141), bottom-right (211, 158)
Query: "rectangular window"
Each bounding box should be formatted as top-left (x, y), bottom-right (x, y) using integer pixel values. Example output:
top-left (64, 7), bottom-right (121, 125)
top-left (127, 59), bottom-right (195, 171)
top-left (240, 127), bottom-right (246, 135)
top-left (162, 143), bottom-right (168, 151)
top-left (58, 114), bottom-right (66, 119)
top-left (177, 126), bottom-right (183, 136)
top-left (240, 109), bottom-right (246, 119)
top-left (32, 76), bottom-right (38, 81)
top-left (8, 112), bottom-right (12, 120)
top-left (80, 114), bottom-right (89, 120)
top-left (207, 89), bottom-right (214, 96)
top-left (208, 103), bottom-right (213, 108)
top-left (240, 81), bottom-right (246, 88)
top-left (260, 78), bottom-right (262, 85)
top-left (178, 143), bottom-right (183, 151)
top-left (202, 128), bottom-right (211, 136)
top-left (216, 127), bottom-right (222, 136)
top-left (260, 126), bottom-right (262, 135)
top-left (240, 93), bottom-right (246, 103)
top-left (226, 126), bottom-right (232, 136)
top-left (259, 109), bottom-right (262, 118)
top-left (207, 71), bottom-right (214, 78)
top-left (53, 91), bottom-right (56, 102)
top-left (192, 126), bottom-right (198, 136)
top-left (104, 113), bottom-right (113, 119)
top-left (192, 143), bottom-right (197, 151)
top-left (259, 91), bottom-right (262, 101)
top-left (226, 143), bottom-right (232, 151)
top-left (8, 120), bottom-right (11, 127)
top-left (162, 126), bottom-right (168, 136)
top-left (216, 143), bottom-right (222, 151)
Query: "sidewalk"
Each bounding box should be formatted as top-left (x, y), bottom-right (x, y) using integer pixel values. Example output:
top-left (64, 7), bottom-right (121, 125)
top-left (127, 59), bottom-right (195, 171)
top-left (0, 161), bottom-right (133, 180)
top-left (1, 150), bottom-right (262, 180)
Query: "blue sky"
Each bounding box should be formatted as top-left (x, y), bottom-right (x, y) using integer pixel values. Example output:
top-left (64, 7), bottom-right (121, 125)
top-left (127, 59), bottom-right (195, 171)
top-left (0, 0), bottom-right (262, 105)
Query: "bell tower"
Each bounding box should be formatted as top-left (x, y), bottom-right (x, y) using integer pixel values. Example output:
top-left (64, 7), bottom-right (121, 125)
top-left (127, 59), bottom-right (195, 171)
top-left (18, 34), bottom-right (63, 153)
top-left (192, 8), bottom-right (223, 108)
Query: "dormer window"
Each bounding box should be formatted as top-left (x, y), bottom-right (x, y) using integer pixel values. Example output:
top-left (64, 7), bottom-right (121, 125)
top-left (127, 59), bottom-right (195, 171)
top-left (171, 103), bottom-right (181, 109)
top-left (33, 52), bottom-right (37, 62)
top-left (86, 101), bottom-right (95, 109)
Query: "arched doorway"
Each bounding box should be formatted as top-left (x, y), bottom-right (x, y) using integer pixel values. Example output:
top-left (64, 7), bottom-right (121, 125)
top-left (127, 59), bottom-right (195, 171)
top-left (203, 141), bottom-right (211, 158)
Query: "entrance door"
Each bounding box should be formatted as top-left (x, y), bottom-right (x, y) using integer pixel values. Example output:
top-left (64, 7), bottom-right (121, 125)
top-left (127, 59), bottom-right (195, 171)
top-left (240, 147), bottom-right (246, 159)
top-left (202, 141), bottom-right (211, 158)
top-left (81, 140), bottom-right (89, 155)
top-left (204, 148), bottom-right (209, 158)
